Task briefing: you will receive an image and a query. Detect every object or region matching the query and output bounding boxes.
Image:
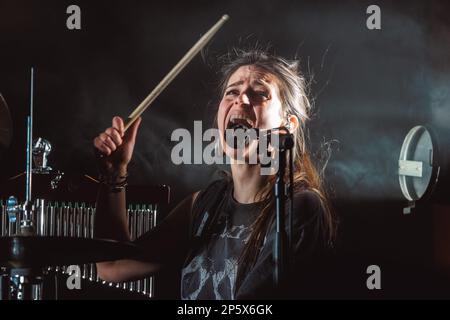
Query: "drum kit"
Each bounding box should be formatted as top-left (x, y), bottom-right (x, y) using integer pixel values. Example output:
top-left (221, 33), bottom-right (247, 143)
top-left (0, 73), bottom-right (150, 300)
top-left (0, 15), bottom-right (229, 300)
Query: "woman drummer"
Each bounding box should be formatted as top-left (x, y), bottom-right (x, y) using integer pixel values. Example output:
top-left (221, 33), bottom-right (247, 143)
top-left (93, 49), bottom-right (337, 299)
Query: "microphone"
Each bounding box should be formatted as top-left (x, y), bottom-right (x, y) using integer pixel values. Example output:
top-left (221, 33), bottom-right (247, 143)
top-left (255, 127), bottom-right (294, 150)
top-left (224, 125), bottom-right (293, 151)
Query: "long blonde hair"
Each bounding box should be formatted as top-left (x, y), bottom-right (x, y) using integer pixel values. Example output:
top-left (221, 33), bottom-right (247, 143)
top-left (217, 49), bottom-right (337, 293)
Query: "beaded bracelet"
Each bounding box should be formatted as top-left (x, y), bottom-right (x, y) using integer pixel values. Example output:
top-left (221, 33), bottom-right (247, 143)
top-left (99, 172), bottom-right (128, 193)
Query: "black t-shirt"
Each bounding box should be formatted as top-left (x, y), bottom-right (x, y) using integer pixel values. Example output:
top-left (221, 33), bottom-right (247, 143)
top-left (181, 183), bottom-right (262, 299)
top-left (181, 179), bottom-right (330, 300)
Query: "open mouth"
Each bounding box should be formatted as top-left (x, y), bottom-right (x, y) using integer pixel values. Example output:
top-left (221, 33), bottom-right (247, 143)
top-left (226, 114), bottom-right (255, 131)
top-left (225, 115), bottom-right (257, 149)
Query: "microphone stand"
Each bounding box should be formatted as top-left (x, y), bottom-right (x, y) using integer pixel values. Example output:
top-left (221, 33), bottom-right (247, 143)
top-left (273, 132), bottom-right (294, 288)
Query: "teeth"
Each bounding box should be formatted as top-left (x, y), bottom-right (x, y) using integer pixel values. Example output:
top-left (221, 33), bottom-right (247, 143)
top-left (229, 114), bottom-right (254, 127)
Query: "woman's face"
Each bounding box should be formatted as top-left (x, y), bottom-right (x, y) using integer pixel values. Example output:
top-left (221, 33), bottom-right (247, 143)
top-left (217, 65), bottom-right (284, 160)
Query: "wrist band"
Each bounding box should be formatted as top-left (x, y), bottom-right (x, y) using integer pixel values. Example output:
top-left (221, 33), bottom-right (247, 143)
top-left (99, 172), bottom-right (128, 192)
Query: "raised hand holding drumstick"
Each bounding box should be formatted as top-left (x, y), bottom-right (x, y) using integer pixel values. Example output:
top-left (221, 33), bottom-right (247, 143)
top-left (93, 116), bottom-right (142, 176)
top-left (93, 15), bottom-right (229, 176)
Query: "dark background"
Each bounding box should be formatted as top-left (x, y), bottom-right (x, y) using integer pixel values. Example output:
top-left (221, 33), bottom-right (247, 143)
top-left (1, 0), bottom-right (450, 298)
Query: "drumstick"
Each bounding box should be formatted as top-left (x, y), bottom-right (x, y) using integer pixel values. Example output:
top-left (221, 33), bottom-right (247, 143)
top-left (124, 14), bottom-right (230, 131)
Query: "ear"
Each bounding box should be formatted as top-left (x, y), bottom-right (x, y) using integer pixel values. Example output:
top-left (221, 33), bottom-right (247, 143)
top-left (287, 114), bottom-right (300, 132)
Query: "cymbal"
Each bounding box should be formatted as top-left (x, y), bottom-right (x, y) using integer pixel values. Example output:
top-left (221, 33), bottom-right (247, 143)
top-left (0, 93), bottom-right (12, 152)
top-left (0, 236), bottom-right (141, 268)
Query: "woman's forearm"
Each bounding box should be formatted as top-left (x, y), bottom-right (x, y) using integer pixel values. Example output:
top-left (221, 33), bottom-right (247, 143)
top-left (94, 168), bottom-right (130, 242)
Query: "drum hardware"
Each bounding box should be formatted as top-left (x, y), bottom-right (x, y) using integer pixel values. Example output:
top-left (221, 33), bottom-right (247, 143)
top-left (1, 177), bottom-right (167, 299)
top-left (0, 68), bottom-right (143, 300)
top-left (33, 137), bottom-right (52, 173)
